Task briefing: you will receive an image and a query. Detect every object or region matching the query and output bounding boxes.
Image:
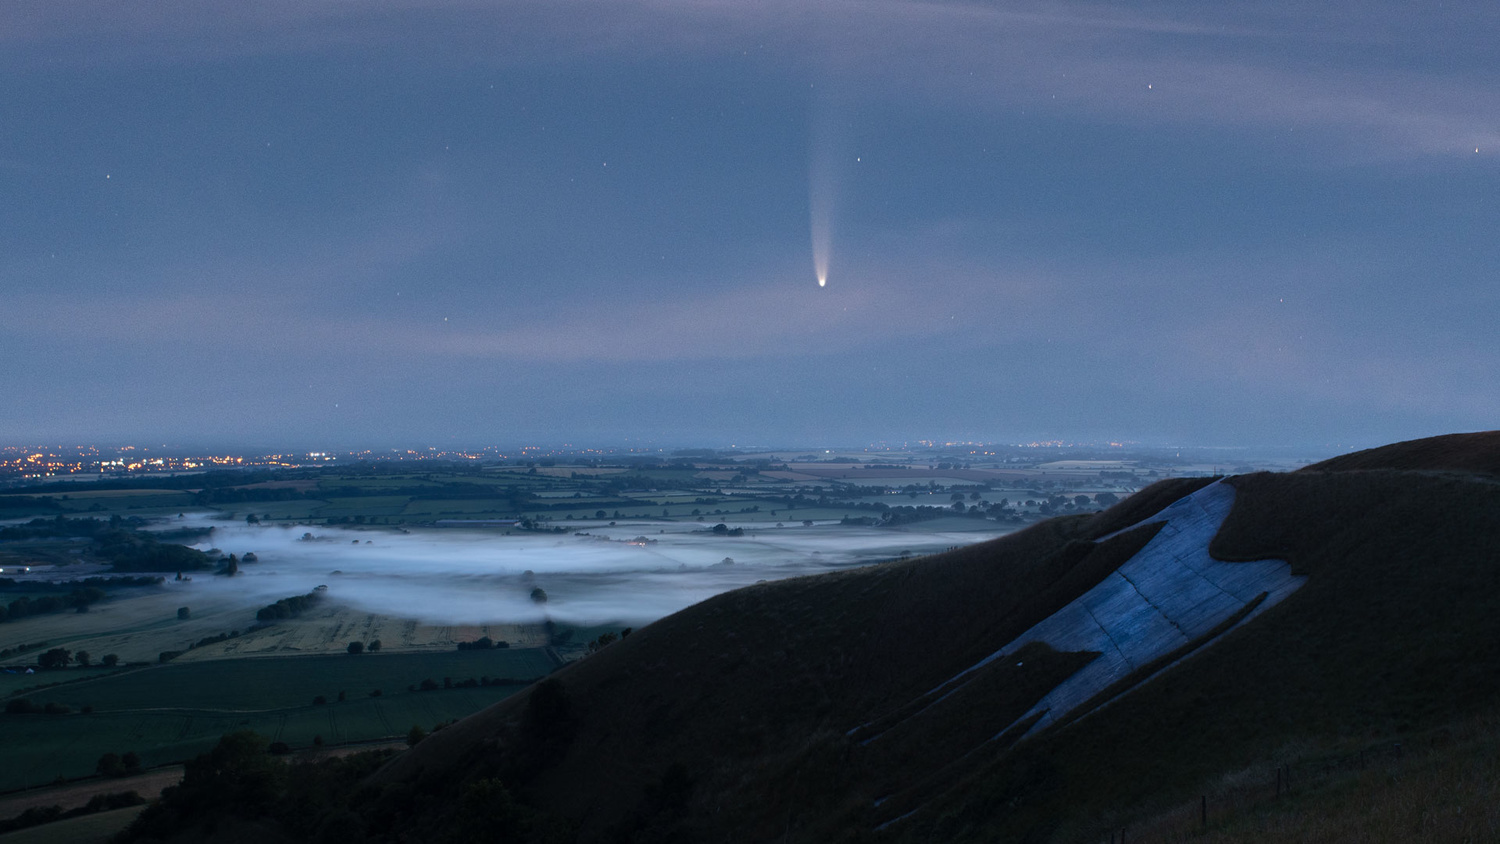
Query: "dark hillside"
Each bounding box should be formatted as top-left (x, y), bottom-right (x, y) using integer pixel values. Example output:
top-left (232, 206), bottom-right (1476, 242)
top-left (903, 468), bottom-right (1500, 842)
top-left (114, 459), bottom-right (1500, 843)
top-left (354, 480), bottom-right (1206, 842)
top-left (1303, 430), bottom-right (1500, 477)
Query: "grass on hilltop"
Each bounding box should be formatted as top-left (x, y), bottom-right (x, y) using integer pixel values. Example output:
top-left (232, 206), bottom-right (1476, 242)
top-left (1303, 429), bottom-right (1500, 477)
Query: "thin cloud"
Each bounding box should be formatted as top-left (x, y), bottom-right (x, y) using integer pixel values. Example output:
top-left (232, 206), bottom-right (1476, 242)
top-left (5, 1), bottom-right (1496, 160)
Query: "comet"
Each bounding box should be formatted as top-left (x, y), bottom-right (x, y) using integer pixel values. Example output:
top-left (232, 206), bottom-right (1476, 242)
top-left (809, 82), bottom-right (843, 289)
top-left (810, 148), bottom-right (834, 288)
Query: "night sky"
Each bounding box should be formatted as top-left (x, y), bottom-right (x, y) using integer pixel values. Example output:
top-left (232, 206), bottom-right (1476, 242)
top-left (3, 2), bottom-right (1497, 449)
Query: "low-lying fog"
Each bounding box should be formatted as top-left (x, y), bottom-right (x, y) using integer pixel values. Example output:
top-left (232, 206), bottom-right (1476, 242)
top-left (167, 516), bottom-right (1010, 627)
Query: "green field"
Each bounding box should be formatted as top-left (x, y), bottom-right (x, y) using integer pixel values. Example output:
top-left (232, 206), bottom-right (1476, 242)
top-left (233, 500), bottom-right (329, 519)
top-left (0, 649), bottom-right (558, 792)
top-left (0, 687), bottom-right (523, 792)
top-left (0, 668), bottom-right (133, 700)
top-left (27, 648), bottom-right (557, 713)
top-left (314, 496), bottom-right (413, 517)
top-left (399, 499), bottom-right (517, 517)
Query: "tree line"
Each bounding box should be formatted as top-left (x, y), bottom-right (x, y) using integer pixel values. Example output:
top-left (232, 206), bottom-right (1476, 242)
top-left (0, 515), bottom-right (213, 573)
top-left (255, 590), bottom-right (324, 622)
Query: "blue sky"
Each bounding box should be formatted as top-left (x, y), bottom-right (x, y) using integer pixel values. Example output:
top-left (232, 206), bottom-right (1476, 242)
top-left (2, 1), bottom-right (1497, 448)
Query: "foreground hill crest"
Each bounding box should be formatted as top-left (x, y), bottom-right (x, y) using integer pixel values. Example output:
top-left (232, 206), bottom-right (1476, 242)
top-left (117, 430), bottom-right (1500, 843)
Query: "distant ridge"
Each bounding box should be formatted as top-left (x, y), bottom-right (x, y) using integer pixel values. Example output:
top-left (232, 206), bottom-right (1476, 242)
top-left (1302, 430), bottom-right (1500, 477)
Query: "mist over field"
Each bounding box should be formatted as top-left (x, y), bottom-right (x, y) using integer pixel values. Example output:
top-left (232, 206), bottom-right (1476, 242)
top-left (174, 517), bottom-right (1006, 626)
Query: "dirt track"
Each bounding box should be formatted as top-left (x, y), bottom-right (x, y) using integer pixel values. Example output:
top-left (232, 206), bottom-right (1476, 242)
top-left (0, 767), bottom-right (182, 819)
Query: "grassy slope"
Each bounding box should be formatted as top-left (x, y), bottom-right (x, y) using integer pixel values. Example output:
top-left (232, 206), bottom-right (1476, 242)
top-left (32, 649), bottom-right (554, 712)
top-left (363, 478), bottom-right (1214, 841)
top-left (1303, 430), bottom-right (1500, 477)
top-left (0, 805), bottom-right (145, 844)
top-left (907, 468), bottom-right (1500, 843)
top-left (1125, 703), bottom-right (1500, 844)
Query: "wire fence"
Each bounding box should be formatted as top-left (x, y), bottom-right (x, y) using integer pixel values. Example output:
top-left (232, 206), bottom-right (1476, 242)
top-left (1093, 739), bottom-right (1413, 843)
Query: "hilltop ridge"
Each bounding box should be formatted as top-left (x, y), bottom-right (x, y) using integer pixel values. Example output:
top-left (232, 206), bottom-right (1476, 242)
top-left (1303, 429), bottom-right (1500, 477)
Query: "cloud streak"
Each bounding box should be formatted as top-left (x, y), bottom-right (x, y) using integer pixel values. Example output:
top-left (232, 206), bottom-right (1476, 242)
top-left (6, 1), bottom-right (1497, 160)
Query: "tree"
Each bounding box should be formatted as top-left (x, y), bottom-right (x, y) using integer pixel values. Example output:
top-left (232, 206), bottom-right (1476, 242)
top-left (37, 647), bottom-right (71, 669)
top-left (1095, 492), bottom-right (1120, 507)
top-left (246, 514), bottom-right (259, 524)
top-left (69, 586), bottom-right (105, 611)
top-left (178, 730), bottom-right (286, 816)
top-left (177, 606), bottom-right (191, 620)
top-left (76, 650), bottom-right (91, 667)
top-left (530, 587), bottom-right (548, 604)
top-left (347, 641), bottom-right (364, 655)
top-left (406, 725), bottom-right (427, 746)
top-left (587, 632), bottom-right (618, 654)
top-left (101, 653), bottom-right (119, 667)
top-left (97, 752), bottom-right (126, 778)
top-left (367, 639), bottom-right (381, 652)
top-left (122, 751), bottom-right (141, 772)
